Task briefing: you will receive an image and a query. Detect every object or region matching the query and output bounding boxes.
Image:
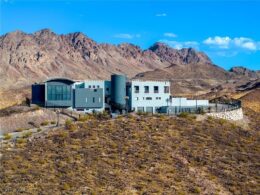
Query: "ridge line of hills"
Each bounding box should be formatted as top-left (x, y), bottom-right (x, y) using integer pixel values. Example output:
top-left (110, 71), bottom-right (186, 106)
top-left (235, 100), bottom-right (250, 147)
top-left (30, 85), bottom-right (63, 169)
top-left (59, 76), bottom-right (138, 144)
top-left (0, 28), bottom-right (259, 108)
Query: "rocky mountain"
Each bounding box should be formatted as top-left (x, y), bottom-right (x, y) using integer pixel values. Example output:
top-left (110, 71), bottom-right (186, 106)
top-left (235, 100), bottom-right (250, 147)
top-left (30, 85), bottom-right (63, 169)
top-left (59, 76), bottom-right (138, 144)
top-left (134, 43), bottom-right (259, 96)
top-left (230, 66), bottom-right (260, 79)
top-left (0, 29), bottom-right (169, 89)
top-left (0, 29), bottom-right (222, 90)
top-left (0, 29), bottom-right (259, 107)
top-left (149, 42), bottom-right (212, 65)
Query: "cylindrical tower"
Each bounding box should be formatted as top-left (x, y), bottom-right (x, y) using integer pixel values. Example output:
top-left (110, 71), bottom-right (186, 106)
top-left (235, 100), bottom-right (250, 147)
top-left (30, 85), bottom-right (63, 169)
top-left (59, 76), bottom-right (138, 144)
top-left (111, 74), bottom-right (126, 109)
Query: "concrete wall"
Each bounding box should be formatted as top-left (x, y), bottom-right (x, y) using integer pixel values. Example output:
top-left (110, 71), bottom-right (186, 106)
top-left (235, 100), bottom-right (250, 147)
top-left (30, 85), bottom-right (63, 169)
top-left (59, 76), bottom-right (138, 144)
top-left (72, 80), bottom-right (107, 112)
top-left (206, 108), bottom-right (243, 121)
top-left (74, 88), bottom-right (103, 109)
top-left (129, 80), bottom-right (171, 113)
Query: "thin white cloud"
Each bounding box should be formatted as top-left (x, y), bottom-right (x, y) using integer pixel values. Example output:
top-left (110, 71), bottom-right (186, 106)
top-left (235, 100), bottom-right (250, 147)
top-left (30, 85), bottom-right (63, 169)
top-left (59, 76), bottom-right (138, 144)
top-left (160, 39), bottom-right (199, 49)
top-left (233, 37), bottom-right (257, 50)
top-left (203, 36), bottom-right (231, 49)
top-left (155, 13), bottom-right (167, 17)
top-left (203, 36), bottom-right (260, 51)
top-left (164, 33), bottom-right (177, 38)
top-left (113, 33), bottom-right (141, 39)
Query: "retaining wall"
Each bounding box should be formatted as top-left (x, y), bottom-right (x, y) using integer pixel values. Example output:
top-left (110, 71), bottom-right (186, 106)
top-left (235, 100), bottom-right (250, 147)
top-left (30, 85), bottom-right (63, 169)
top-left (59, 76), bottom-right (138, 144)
top-left (206, 108), bottom-right (243, 121)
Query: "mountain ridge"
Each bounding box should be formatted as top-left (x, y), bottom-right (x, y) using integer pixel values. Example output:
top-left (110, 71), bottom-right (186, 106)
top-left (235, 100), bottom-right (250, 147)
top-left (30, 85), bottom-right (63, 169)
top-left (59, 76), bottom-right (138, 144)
top-left (0, 29), bottom-right (259, 108)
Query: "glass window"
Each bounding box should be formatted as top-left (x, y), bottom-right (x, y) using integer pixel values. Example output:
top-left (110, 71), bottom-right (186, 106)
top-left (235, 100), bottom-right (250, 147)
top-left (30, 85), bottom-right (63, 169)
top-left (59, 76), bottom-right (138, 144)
top-left (144, 86), bottom-right (149, 93)
top-left (154, 86), bottom-right (159, 93)
top-left (134, 86), bottom-right (139, 93)
top-left (93, 97), bottom-right (95, 103)
top-left (146, 97), bottom-right (152, 100)
top-left (47, 85), bottom-right (71, 101)
top-left (164, 86), bottom-right (169, 93)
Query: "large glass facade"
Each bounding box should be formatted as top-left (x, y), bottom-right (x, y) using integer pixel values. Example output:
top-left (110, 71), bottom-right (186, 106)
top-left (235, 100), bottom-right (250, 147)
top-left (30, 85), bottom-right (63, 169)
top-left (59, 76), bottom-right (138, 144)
top-left (47, 85), bottom-right (71, 101)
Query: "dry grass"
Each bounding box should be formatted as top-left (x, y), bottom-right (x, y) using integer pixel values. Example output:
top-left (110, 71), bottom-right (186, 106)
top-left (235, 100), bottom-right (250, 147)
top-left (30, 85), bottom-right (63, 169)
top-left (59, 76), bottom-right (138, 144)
top-left (0, 113), bottom-right (259, 194)
top-left (239, 89), bottom-right (260, 113)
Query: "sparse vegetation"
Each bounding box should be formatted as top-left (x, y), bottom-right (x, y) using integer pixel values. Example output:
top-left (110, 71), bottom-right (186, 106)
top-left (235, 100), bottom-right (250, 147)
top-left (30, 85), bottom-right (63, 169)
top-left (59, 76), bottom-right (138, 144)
top-left (21, 131), bottom-right (32, 138)
top-left (40, 121), bottom-right (49, 126)
top-left (37, 128), bottom-right (42, 132)
top-left (15, 128), bottom-right (28, 132)
top-left (0, 113), bottom-right (258, 194)
top-left (65, 119), bottom-right (77, 131)
top-left (16, 138), bottom-right (27, 144)
top-left (3, 133), bottom-right (12, 140)
top-left (77, 114), bottom-right (93, 122)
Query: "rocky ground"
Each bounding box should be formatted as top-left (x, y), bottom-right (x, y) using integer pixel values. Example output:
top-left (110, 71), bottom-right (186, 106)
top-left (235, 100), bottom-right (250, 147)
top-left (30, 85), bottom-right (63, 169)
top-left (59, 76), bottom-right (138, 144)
top-left (0, 105), bottom-right (259, 194)
top-left (0, 105), bottom-right (72, 134)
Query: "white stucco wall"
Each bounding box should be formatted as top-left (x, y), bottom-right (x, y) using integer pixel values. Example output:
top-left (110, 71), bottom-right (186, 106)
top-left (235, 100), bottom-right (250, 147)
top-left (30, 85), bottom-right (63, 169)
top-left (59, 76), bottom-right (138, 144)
top-left (129, 80), bottom-right (171, 113)
top-left (172, 98), bottom-right (209, 107)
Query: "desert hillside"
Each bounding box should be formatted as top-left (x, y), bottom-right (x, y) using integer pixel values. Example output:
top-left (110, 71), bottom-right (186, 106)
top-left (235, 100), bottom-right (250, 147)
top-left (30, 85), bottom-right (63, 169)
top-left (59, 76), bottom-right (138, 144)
top-left (1, 111), bottom-right (259, 194)
top-left (239, 89), bottom-right (260, 113)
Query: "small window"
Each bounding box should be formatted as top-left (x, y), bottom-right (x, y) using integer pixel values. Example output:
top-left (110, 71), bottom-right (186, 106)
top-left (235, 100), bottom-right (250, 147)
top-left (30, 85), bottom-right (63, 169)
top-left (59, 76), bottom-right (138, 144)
top-left (89, 85), bottom-right (91, 88)
top-left (146, 97), bottom-right (152, 100)
top-left (135, 97), bottom-right (139, 100)
top-left (99, 97), bottom-right (101, 102)
top-left (134, 86), bottom-right (139, 93)
top-left (93, 97), bottom-right (95, 103)
top-left (156, 97), bottom-right (161, 100)
top-left (164, 86), bottom-right (169, 93)
top-left (144, 86), bottom-right (149, 93)
top-left (97, 85), bottom-right (100, 88)
top-left (154, 86), bottom-right (159, 93)
top-left (106, 87), bottom-right (109, 92)
top-left (93, 85), bottom-right (95, 89)
top-left (86, 98), bottom-right (88, 102)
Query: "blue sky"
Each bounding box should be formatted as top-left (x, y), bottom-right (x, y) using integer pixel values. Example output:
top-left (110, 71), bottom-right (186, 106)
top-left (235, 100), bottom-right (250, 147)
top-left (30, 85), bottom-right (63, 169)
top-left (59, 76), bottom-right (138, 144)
top-left (0, 0), bottom-right (260, 70)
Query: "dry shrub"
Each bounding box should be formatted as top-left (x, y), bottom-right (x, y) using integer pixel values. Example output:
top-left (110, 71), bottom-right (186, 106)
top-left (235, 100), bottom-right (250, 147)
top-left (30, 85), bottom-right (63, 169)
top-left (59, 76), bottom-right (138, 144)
top-left (65, 119), bottom-right (77, 131)
top-left (40, 121), bottom-right (49, 126)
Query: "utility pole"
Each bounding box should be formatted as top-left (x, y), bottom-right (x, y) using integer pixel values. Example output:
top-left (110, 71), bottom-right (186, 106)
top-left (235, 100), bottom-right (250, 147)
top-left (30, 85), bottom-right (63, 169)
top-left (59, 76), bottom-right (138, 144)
top-left (215, 89), bottom-right (218, 112)
top-left (56, 109), bottom-right (60, 127)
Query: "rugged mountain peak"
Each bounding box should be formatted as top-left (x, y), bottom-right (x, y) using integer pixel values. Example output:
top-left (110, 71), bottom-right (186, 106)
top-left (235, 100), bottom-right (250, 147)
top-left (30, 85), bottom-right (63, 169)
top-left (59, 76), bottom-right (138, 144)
top-left (119, 43), bottom-right (142, 53)
top-left (148, 42), bottom-right (212, 65)
top-left (230, 66), bottom-right (260, 79)
top-left (1, 30), bottom-right (28, 42)
top-left (34, 28), bottom-right (55, 36)
top-left (148, 42), bottom-right (169, 51)
top-left (66, 32), bottom-right (88, 40)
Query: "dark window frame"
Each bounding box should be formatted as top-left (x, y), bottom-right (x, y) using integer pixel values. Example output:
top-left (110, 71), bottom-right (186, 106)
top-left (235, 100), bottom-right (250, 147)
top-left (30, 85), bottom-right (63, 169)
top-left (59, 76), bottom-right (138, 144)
top-left (144, 86), bottom-right (149, 93)
top-left (154, 86), bottom-right (159, 93)
top-left (134, 86), bottom-right (139, 93)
